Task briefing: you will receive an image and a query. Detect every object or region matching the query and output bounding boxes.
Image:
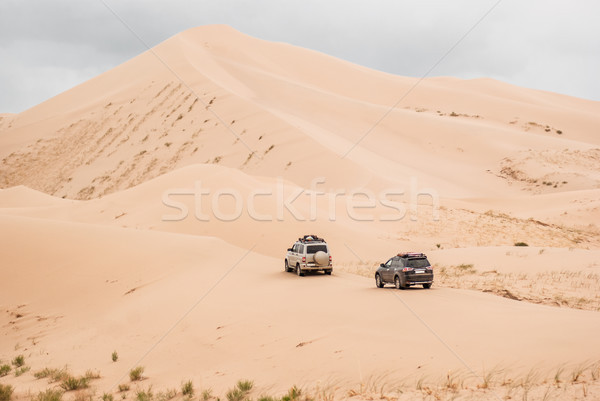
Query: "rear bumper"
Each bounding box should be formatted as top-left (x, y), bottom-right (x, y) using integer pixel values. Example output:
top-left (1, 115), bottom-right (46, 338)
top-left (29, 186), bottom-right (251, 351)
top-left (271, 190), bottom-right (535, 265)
top-left (404, 273), bottom-right (434, 285)
top-left (406, 279), bottom-right (433, 285)
top-left (301, 264), bottom-right (332, 271)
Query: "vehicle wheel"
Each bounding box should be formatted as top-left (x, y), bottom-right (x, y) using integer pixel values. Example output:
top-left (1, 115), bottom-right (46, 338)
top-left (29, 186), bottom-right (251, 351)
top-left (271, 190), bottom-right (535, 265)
top-left (324, 270), bottom-right (332, 275)
top-left (423, 283), bottom-right (432, 289)
top-left (296, 264), bottom-right (304, 276)
top-left (375, 274), bottom-right (384, 288)
top-left (285, 260), bottom-right (290, 272)
top-left (395, 276), bottom-right (404, 290)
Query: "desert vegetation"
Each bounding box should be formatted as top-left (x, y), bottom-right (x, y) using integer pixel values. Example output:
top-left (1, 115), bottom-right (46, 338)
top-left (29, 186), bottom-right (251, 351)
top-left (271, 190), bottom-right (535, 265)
top-left (1, 355), bottom-right (598, 401)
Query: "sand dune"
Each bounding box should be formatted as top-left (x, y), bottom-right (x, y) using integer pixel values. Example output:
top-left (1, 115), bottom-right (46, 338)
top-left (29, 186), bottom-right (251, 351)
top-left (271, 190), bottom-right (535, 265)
top-left (1, 25), bottom-right (598, 200)
top-left (2, 214), bottom-right (599, 396)
top-left (1, 24), bottom-right (600, 400)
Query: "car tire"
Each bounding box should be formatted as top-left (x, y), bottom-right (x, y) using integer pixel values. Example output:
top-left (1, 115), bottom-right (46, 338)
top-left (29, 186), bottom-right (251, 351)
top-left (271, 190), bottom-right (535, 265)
top-left (296, 264), bottom-right (304, 276)
top-left (324, 270), bottom-right (332, 275)
top-left (285, 260), bottom-right (290, 272)
top-left (423, 283), bottom-right (432, 289)
top-left (395, 276), bottom-right (404, 290)
top-left (375, 274), bottom-right (384, 288)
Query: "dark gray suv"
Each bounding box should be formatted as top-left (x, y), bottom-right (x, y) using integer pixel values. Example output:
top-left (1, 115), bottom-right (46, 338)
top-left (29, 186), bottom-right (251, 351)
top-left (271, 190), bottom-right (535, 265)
top-left (375, 253), bottom-right (433, 289)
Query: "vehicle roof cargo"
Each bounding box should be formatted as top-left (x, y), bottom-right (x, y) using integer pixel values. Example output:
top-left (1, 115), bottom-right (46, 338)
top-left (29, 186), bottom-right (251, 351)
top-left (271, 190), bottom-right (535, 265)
top-left (397, 252), bottom-right (427, 258)
top-left (298, 235), bottom-right (326, 243)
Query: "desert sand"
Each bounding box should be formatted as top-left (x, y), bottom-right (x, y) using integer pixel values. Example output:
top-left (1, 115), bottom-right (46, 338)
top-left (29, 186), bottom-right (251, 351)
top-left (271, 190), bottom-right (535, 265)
top-left (1, 25), bottom-right (600, 400)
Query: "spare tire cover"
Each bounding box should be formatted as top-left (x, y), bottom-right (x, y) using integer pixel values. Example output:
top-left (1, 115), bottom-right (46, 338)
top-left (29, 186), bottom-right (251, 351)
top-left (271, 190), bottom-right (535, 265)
top-left (314, 251), bottom-right (329, 266)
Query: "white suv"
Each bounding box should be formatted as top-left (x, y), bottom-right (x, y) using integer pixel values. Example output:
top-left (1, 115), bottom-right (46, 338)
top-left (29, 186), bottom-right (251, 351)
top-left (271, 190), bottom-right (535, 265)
top-left (285, 235), bottom-right (333, 276)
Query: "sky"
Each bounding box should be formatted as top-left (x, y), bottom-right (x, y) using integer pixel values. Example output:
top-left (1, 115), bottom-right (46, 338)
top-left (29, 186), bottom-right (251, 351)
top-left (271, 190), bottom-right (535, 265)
top-left (1, 0), bottom-right (599, 113)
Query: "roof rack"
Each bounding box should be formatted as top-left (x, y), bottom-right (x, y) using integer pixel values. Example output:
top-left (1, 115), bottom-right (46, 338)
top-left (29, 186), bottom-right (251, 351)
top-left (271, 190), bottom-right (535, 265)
top-left (298, 235), bottom-right (326, 243)
top-left (397, 252), bottom-right (426, 258)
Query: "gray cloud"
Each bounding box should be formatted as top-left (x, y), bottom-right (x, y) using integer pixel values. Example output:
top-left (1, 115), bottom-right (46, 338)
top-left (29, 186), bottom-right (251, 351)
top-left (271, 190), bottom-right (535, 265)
top-left (1, 0), bottom-right (599, 113)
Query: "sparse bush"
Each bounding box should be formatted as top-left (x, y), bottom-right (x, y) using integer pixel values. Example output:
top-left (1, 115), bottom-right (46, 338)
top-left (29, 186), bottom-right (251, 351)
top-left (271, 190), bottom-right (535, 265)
top-left (11, 355), bottom-right (24, 368)
top-left (85, 370), bottom-right (100, 379)
top-left (236, 380), bottom-right (253, 393)
top-left (14, 366), bottom-right (30, 376)
top-left (282, 386), bottom-right (302, 401)
top-left (136, 387), bottom-right (153, 401)
top-left (182, 380), bottom-right (194, 397)
top-left (60, 375), bottom-right (89, 391)
top-left (34, 389), bottom-right (63, 401)
top-left (554, 366), bottom-right (564, 387)
top-left (225, 388), bottom-right (244, 401)
top-left (156, 389), bottom-right (177, 401)
top-left (34, 367), bottom-right (53, 379)
top-left (514, 242), bottom-right (529, 247)
top-left (34, 367), bottom-right (69, 382)
top-left (0, 365), bottom-right (10, 377)
top-left (0, 384), bottom-right (13, 401)
top-left (129, 366), bottom-right (144, 381)
top-left (118, 384), bottom-right (130, 392)
top-left (112, 351), bottom-right (119, 362)
top-left (226, 381), bottom-right (254, 401)
top-left (102, 394), bottom-right (114, 401)
top-left (571, 364), bottom-right (586, 383)
top-left (201, 388), bottom-right (213, 400)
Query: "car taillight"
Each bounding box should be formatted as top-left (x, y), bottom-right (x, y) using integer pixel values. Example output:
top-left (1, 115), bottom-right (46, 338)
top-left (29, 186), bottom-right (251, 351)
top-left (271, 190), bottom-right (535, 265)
top-left (302, 256), bottom-right (306, 262)
top-left (402, 267), bottom-right (414, 272)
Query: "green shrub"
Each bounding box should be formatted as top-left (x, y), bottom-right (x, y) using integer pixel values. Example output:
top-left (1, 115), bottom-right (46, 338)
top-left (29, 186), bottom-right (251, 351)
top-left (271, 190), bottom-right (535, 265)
top-left (514, 242), bottom-right (529, 247)
top-left (34, 389), bottom-right (63, 401)
top-left (60, 376), bottom-right (89, 391)
top-left (225, 388), bottom-right (244, 401)
top-left (34, 367), bottom-right (69, 382)
top-left (282, 386), bottom-right (302, 401)
top-left (129, 366), bottom-right (144, 381)
top-left (236, 380), bottom-right (253, 393)
top-left (11, 355), bottom-right (24, 368)
top-left (112, 351), bottom-right (119, 362)
top-left (201, 389), bottom-right (213, 400)
top-left (156, 389), bottom-right (177, 401)
top-left (102, 394), bottom-right (114, 401)
top-left (84, 369), bottom-right (100, 379)
top-left (14, 366), bottom-right (30, 376)
top-left (136, 387), bottom-right (153, 401)
top-left (225, 380), bottom-right (254, 401)
top-left (0, 365), bottom-right (10, 377)
top-left (34, 367), bottom-right (53, 379)
top-left (0, 384), bottom-right (14, 401)
top-left (117, 384), bottom-right (130, 392)
top-left (181, 380), bottom-right (194, 396)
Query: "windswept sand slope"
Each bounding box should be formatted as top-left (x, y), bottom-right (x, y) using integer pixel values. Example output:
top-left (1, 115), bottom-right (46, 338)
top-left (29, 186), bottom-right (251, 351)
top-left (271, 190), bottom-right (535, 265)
top-left (1, 25), bottom-right (599, 200)
top-left (1, 24), bottom-right (600, 400)
top-left (2, 213), bottom-right (600, 395)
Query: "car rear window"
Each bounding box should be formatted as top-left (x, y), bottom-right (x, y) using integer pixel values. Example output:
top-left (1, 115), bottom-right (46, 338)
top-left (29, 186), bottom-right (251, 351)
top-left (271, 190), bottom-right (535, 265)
top-left (307, 245), bottom-right (327, 254)
top-left (407, 258), bottom-right (430, 268)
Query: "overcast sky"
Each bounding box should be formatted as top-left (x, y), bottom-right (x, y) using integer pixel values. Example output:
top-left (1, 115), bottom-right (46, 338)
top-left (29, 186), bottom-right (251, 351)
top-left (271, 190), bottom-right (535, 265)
top-left (1, 0), bottom-right (599, 113)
